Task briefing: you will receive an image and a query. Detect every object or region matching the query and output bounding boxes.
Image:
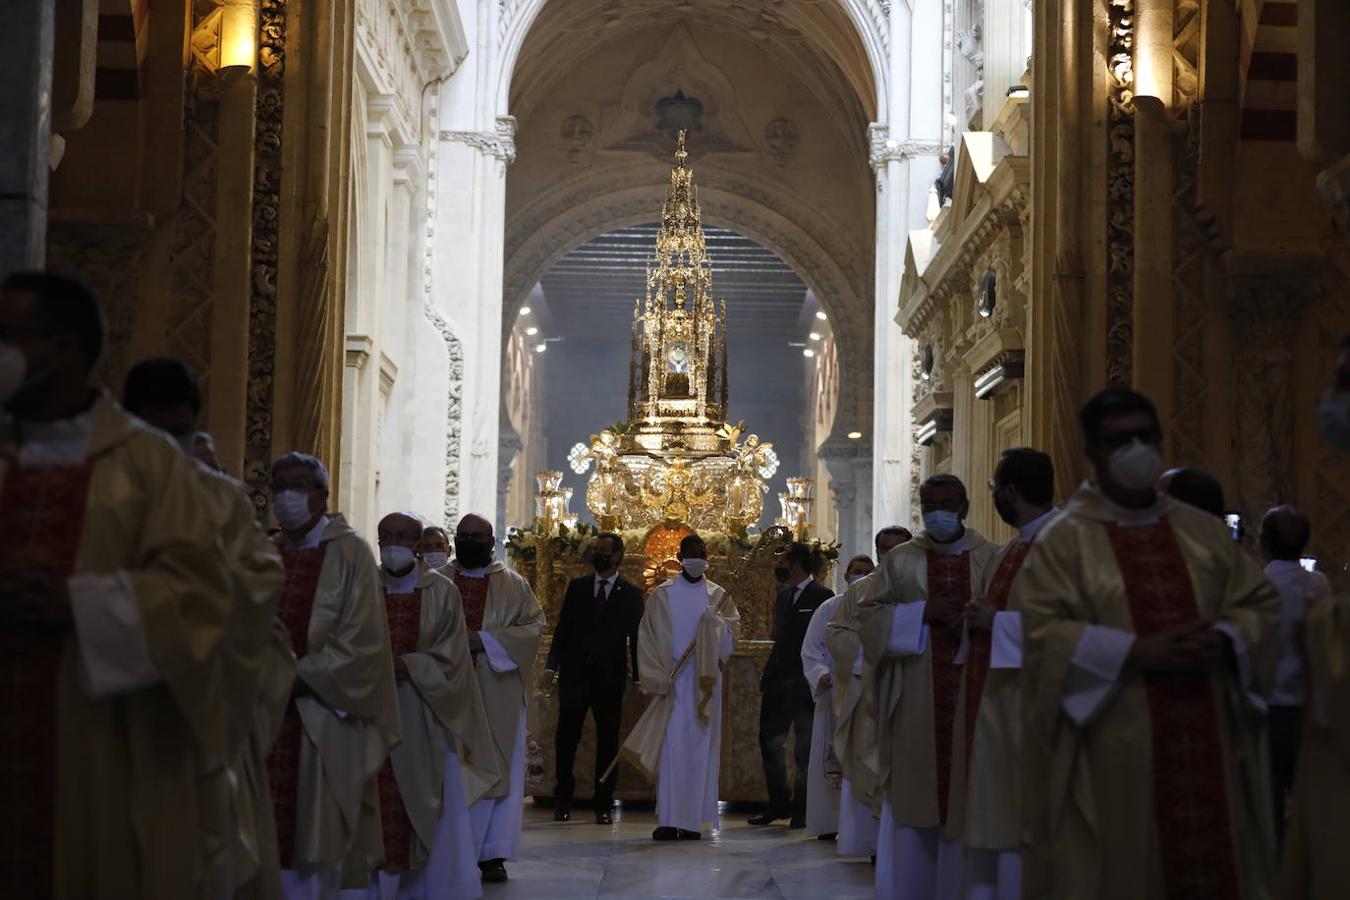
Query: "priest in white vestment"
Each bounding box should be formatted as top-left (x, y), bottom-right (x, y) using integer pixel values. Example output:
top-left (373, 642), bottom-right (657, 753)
top-left (1016, 389), bottom-right (1279, 900)
top-left (0, 273), bottom-right (236, 900)
top-left (945, 449), bottom-right (1057, 900)
top-left (352, 513), bottom-right (503, 900)
top-left (628, 534), bottom-right (739, 840)
top-left (122, 357), bottom-right (293, 900)
top-left (831, 476), bottom-right (997, 900)
top-left (267, 453), bottom-right (399, 900)
top-left (800, 554), bottom-right (875, 843)
top-left (449, 514), bottom-right (546, 884)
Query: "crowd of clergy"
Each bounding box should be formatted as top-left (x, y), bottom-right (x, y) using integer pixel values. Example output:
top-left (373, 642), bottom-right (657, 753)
top-left (2, 266), bottom-right (1349, 900)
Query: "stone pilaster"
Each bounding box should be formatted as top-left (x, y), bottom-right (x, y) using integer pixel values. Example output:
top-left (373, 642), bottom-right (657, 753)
top-left (0, 0), bottom-right (55, 276)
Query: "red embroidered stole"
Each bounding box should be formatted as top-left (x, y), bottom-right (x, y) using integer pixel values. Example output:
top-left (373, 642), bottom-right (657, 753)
top-left (0, 462), bottom-right (94, 898)
top-left (377, 589), bottom-right (423, 871)
top-left (961, 541), bottom-right (1034, 779)
top-left (454, 573), bottom-right (489, 656)
top-left (1105, 520), bottom-right (1240, 899)
top-left (926, 551), bottom-right (972, 824)
top-left (267, 543), bottom-right (327, 868)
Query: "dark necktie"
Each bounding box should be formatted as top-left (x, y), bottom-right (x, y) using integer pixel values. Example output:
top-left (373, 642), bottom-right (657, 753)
top-left (596, 579), bottom-right (609, 610)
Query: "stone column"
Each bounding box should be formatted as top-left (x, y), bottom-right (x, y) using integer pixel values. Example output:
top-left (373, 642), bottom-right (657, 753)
top-left (871, 0), bottom-right (945, 537)
top-left (1226, 253), bottom-right (1322, 532)
top-left (207, 69), bottom-right (258, 475)
top-left (1131, 95), bottom-right (1174, 424)
top-left (431, 115), bottom-right (515, 524)
top-left (819, 437), bottom-right (862, 560)
top-left (0, 0), bottom-right (55, 276)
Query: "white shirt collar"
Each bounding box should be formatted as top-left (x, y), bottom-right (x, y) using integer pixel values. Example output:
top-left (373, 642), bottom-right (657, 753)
top-left (1017, 508), bottom-right (1059, 543)
top-left (458, 567), bottom-right (488, 579)
top-left (794, 576), bottom-right (814, 592)
top-left (595, 573), bottom-right (617, 587)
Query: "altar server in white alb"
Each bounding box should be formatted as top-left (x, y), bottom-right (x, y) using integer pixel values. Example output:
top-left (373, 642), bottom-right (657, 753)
top-left (801, 554), bottom-right (876, 843)
top-left (449, 514), bottom-right (546, 884)
top-left (628, 533), bottom-right (739, 840)
top-left (946, 449), bottom-right (1057, 900)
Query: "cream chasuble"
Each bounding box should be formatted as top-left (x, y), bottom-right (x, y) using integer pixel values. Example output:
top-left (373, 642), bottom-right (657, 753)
top-left (0, 394), bottom-right (235, 900)
top-left (192, 463), bottom-right (291, 900)
top-left (1283, 590), bottom-right (1350, 899)
top-left (832, 530), bottom-right (996, 825)
top-left (365, 567), bottom-right (500, 898)
top-left (1016, 484), bottom-right (1279, 900)
top-left (451, 560), bottom-right (545, 863)
top-left (628, 576), bottom-right (737, 832)
top-left (269, 517), bottom-right (399, 886)
top-left (947, 511), bottom-right (1057, 847)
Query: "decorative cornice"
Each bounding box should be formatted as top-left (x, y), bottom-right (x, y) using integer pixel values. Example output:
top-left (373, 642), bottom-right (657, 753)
top-left (867, 123), bottom-right (943, 170)
top-left (439, 115), bottom-right (518, 164)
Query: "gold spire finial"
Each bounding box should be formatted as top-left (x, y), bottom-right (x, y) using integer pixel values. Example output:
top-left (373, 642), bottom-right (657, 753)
top-left (675, 129), bottom-right (688, 165)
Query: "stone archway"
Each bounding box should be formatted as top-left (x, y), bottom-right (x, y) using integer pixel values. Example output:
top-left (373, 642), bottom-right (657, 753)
top-left (495, 0), bottom-right (890, 121)
top-left (502, 172), bottom-right (872, 444)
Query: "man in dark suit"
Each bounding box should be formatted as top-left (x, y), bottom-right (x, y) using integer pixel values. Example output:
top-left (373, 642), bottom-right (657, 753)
top-left (540, 532), bottom-right (643, 824)
top-left (750, 542), bottom-right (834, 828)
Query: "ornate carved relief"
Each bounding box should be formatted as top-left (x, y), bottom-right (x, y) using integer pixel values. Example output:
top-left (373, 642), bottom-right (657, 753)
top-left (440, 115), bottom-right (518, 172)
top-left (245, 0), bottom-right (287, 515)
top-left (423, 302), bottom-right (465, 525)
top-left (167, 74), bottom-right (221, 420)
top-left (1171, 0), bottom-right (1201, 112)
top-left (764, 117), bottom-right (799, 165)
top-left (1104, 0), bottom-right (1136, 386)
top-left (1168, 111), bottom-right (1213, 467)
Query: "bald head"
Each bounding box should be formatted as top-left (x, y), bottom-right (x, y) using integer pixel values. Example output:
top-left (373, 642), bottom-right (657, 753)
top-left (377, 512), bottom-right (423, 549)
top-left (453, 513), bottom-right (495, 569)
top-left (456, 513), bottom-right (494, 541)
top-left (1260, 505), bottom-right (1311, 561)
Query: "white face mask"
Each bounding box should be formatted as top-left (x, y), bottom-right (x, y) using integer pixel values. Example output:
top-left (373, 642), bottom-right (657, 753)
top-left (381, 545), bottom-right (416, 573)
top-left (845, 572), bottom-right (869, 586)
top-left (0, 342), bottom-right (27, 404)
top-left (923, 510), bottom-right (962, 542)
top-left (423, 551), bottom-right (449, 570)
top-left (681, 558), bottom-right (708, 579)
top-left (273, 489), bottom-right (315, 530)
top-left (1108, 438), bottom-right (1164, 493)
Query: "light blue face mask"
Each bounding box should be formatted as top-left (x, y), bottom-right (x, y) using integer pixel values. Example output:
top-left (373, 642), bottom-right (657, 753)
top-left (923, 510), bottom-right (962, 542)
top-left (1318, 391), bottom-right (1350, 456)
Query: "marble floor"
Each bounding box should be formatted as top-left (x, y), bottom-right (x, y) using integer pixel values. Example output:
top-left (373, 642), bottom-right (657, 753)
top-left (483, 802), bottom-right (875, 899)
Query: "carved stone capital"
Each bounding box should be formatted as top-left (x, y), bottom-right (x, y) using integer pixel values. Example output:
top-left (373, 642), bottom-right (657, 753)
top-left (1226, 250), bottom-right (1327, 354)
top-left (440, 114), bottom-right (518, 164)
top-left (868, 121), bottom-right (943, 170)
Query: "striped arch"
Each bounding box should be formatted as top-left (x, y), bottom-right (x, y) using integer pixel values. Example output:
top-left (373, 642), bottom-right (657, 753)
top-left (95, 0), bottom-right (150, 101)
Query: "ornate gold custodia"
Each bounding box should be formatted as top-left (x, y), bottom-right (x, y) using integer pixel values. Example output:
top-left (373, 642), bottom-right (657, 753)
top-left (572, 132), bottom-right (780, 535)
